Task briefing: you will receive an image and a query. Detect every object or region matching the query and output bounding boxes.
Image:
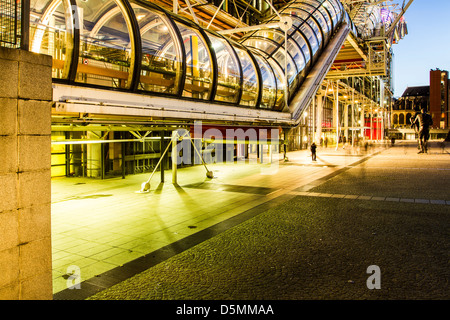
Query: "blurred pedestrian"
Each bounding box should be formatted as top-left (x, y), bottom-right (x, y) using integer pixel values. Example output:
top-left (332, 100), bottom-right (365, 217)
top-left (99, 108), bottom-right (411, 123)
top-left (412, 108), bottom-right (433, 153)
top-left (410, 109), bottom-right (421, 150)
top-left (311, 142), bottom-right (317, 161)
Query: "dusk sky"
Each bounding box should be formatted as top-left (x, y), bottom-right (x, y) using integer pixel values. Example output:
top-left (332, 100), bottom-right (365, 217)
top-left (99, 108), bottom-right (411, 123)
top-left (392, 0), bottom-right (450, 97)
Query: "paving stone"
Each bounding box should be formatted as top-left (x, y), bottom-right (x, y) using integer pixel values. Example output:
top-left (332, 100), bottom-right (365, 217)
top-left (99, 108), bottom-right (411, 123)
top-left (51, 142), bottom-right (450, 300)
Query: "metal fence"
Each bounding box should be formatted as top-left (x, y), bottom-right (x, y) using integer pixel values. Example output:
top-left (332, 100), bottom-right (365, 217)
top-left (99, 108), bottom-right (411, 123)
top-left (0, 0), bottom-right (29, 49)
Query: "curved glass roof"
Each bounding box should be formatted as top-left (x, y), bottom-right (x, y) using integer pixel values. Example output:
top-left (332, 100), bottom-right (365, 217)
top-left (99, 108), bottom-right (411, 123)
top-left (29, 0), bottom-right (347, 111)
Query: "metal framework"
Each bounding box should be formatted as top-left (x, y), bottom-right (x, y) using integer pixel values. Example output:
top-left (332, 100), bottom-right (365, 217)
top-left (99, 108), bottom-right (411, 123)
top-left (29, 0), bottom-right (349, 114)
top-left (0, 0), bottom-right (29, 49)
top-left (0, 0), bottom-right (413, 177)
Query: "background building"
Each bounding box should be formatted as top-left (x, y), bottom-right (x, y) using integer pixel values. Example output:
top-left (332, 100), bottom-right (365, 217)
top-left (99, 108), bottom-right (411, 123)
top-left (430, 68), bottom-right (449, 129)
top-left (393, 85), bottom-right (429, 123)
top-left (389, 69), bottom-right (449, 139)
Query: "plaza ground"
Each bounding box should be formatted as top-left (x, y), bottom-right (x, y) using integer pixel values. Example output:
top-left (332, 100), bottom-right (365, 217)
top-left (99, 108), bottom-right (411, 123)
top-left (51, 140), bottom-right (450, 300)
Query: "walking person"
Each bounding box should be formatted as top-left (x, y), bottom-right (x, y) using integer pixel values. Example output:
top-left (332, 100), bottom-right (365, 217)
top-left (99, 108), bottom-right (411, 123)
top-left (310, 142), bottom-right (317, 161)
top-left (410, 109), bottom-right (421, 150)
top-left (412, 107), bottom-right (433, 153)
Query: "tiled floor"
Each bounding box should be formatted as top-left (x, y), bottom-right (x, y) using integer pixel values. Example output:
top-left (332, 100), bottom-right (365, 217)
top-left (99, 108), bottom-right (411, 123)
top-left (51, 144), bottom-right (389, 293)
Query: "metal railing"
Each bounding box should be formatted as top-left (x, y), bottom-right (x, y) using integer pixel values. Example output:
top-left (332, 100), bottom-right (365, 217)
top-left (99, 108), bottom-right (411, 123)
top-left (0, 0), bottom-right (29, 50)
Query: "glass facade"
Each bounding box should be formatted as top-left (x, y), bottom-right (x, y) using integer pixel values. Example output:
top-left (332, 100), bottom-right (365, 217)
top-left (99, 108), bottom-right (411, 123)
top-left (232, 44), bottom-right (259, 108)
top-left (206, 31), bottom-right (242, 104)
top-left (30, 0), bottom-right (75, 79)
top-left (133, 2), bottom-right (183, 95)
top-left (253, 53), bottom-right (277, 110)
top-left (75, 0), bottom-right (135, 89)
top-left (29, 0), bottom-right (346, 111)
top-left (176, 21), bottom-right (213, 100)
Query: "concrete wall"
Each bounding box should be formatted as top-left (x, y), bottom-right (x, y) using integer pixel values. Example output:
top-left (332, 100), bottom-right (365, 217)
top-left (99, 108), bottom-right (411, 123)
top-left (0, 47), bottom-right (52, 299)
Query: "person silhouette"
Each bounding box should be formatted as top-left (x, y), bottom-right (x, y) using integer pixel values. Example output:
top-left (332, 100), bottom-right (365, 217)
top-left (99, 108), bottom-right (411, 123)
top-left (412, 108), bottom-right (433, 153)
top-left (310, 142), bottom-right (317, 161)
top-left (410, 109), bottom-right (421, 150)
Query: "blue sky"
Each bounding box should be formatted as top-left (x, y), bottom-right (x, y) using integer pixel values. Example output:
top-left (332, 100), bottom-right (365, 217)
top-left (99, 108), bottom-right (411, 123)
top-left (392, 0), bottom-right (450, 97)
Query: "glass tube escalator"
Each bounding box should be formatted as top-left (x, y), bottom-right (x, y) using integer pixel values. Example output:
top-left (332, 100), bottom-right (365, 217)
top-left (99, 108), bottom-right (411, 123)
top-left (29, 0), bottom-right (350, 112)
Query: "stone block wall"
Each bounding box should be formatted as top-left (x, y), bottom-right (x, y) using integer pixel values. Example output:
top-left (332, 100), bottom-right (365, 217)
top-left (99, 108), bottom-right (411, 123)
top-left (0, 47), bottom-right (52, 299)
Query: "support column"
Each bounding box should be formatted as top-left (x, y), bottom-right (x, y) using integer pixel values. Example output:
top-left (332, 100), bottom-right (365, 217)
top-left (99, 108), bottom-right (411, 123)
top-left (344, 103), bottom-right (349, 143)
top-left (172, 130), bottom-right (178, 184)
top-left (269, 143), bottom-right (273, 164)
top-left (334, 81), bottom-right (340, 149)
top-left (121, 138), bottom-right (126, 179)
top-left (0, 48), bottom-right (52, 299)
top-left (160, 132), bottom-right (165, 183)
top-left (351, 99), bottom-right (355, 147)
top-left (260, 144), bottom-right (264, 164)
top-left (315, 94), bottom-right (323, 146)
top-left (312, 95), bottom-right (315, 144)
top-left (361, 105), bottom-right (365, 140)
top-left (87, 131), bottom-right (102, 177)
top-left (370, 106), bottom-right (373, 140)
top-left (256, 142), bottom-right (260, 161)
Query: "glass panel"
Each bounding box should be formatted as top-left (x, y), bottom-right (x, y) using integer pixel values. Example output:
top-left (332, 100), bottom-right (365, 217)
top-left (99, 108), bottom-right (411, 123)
top-left (283, 6), bottom-right (323, 47)
top-left (296, 1), bottom-right (329, 37)
top-left (253, 54), bottom-right (276, 110)
top-left (283, 7), bottom-right (310, 21)
top-left (287, 38), bottom-right (306, 77)
top-left (233, 46), bottom-right (259, 107)
top-left (75, 0), bottom-right (134, 89)
top-left (288, 16), bottom-right (307, 35)
top-left (307, 17), bottom-right (323, 46)
top-left (251, 29), bottom-right (285, 45)
top-left (242, 38), bottom-right (279, 56)
top-left (176, 22), bottom-right (213, 100)
top-left (318, 6), bottom-right (333, 35)
top-left (327, 0), bottom-right (342, 20)
top-left (299, 23), bottom-right (319, 56)
top-left (322, 1), bottom-right (337, 29)
top-left (207, 32), bottom-right (241, 104)
top-left (270, 15), bottom-right (304, 40)
top-left (132, 3), bottom-right (182, 95)
top-left (291, 30), bottom-right (311, 67)
top-left (272, 48), bottom-right (297, 90)
top-left (30, 0), bottom-right (74, 79)
top-left (297, 0), bottom-right (320, 11)
top-left (268, 60), bottom-right (286, 111)
top-left (322, 1), bottom-right (338, 28)
top-left (312, 11), bottom-right (329, 41)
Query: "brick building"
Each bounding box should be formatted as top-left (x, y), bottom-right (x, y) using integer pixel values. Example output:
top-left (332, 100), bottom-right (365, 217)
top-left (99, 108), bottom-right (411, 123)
top-left (429, 69), bottom-right (449, 129)
top-left (393, 69), bottom-right (449, 130)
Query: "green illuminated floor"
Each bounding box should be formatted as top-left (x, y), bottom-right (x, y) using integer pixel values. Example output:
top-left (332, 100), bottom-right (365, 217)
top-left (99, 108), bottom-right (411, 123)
top-left (51, 143), bottom-right (390, 294)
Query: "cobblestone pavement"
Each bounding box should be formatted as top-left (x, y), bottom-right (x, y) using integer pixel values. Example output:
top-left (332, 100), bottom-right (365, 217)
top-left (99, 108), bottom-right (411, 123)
top-left (83, 141), bottom-right (449, 300)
